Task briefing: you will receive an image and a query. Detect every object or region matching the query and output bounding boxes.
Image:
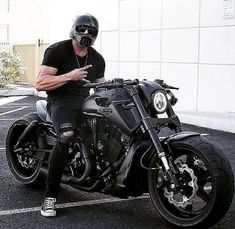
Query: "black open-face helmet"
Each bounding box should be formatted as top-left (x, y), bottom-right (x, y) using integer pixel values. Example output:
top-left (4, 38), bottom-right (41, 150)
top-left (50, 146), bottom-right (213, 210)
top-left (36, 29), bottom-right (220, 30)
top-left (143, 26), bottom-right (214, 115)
top-left (70, 14), bottom-right (99, 47)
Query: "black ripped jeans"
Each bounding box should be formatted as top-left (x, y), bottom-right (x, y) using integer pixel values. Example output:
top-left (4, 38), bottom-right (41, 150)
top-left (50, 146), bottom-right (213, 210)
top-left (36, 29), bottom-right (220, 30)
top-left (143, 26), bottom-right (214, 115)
top-left (45, 94), bottom-right (87, 198)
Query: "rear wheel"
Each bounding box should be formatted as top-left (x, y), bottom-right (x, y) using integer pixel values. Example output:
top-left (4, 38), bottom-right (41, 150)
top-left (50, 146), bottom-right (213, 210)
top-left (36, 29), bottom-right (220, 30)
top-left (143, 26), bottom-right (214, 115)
top-left (6, 112), bottom-right (44, 185)
top-left (148, 136), bottom-right (234, 228)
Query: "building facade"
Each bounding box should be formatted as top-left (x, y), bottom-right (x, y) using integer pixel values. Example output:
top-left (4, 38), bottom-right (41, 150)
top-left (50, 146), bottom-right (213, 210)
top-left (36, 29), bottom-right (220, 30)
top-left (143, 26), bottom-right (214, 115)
top-left (49, 0), bottom-right (235, 113)
top-left (0, 0), bottom-right (50, 44)
top-left (1, 0), bottom-right (235, 113)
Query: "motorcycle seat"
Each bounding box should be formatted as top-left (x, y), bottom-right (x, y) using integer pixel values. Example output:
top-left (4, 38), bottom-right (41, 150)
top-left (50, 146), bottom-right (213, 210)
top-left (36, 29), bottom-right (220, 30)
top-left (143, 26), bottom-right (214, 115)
top-left (36, 100), bottom-right (52, 123)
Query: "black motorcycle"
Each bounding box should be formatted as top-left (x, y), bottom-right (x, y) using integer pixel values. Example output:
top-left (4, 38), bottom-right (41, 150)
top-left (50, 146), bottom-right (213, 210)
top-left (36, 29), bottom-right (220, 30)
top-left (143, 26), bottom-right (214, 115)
top-left (6, 78), bottom-right (234, 228)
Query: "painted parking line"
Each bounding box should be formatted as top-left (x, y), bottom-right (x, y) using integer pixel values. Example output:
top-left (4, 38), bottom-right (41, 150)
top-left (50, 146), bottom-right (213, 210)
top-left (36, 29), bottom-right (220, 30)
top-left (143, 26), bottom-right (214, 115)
top-left (0, 106), bottom-right (28, 117)
top-left (0, 119), bottom-right (16, 121)
top-left (0, 105), bottom-right (35, 108)
top-left (0, 148), bottom-right (5, 150)
top-left (0, 96), bottom-right (28, 106)
top-left (0, 195), bottom-right (150, 216)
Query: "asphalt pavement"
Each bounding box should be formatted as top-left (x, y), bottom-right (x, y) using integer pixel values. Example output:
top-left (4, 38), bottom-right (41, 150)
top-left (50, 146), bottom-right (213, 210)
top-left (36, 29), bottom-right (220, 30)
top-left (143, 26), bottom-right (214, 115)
top-left (0, 95), bottom-right (234, 229)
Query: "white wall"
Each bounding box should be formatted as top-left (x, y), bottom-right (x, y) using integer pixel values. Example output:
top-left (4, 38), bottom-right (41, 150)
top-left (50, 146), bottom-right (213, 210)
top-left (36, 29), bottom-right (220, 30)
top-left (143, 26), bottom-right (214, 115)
top-left (98, 0), bottom-right (235, 113)
top-left (0, 0), bottom-right (51, 44)
top-left (4, 0), bottom-right (235, 113)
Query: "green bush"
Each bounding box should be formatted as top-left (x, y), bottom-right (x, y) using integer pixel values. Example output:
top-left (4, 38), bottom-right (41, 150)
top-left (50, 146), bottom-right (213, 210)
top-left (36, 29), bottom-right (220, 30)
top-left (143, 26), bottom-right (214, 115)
top-left (0, 51), bottom-right (24, 88)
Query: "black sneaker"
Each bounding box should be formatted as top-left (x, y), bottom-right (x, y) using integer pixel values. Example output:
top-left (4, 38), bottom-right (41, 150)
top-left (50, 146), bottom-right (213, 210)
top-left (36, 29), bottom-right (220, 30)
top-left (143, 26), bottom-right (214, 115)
top-left (41, 197), bottom-right (56, 217)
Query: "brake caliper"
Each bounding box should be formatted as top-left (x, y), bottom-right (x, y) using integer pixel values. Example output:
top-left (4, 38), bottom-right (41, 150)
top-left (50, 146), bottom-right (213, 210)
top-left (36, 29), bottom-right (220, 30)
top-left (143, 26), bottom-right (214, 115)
top-left (163, 164), bottom-right (198, 208)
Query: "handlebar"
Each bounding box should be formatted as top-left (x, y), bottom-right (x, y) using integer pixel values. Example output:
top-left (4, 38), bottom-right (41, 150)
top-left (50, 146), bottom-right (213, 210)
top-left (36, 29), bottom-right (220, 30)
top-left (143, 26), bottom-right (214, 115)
top-left (83, 78), bottom-right (178, 91)
top-left (83, 78), bottom-right (139, 89)
top-left (154, 79), bottom-right (179, 90)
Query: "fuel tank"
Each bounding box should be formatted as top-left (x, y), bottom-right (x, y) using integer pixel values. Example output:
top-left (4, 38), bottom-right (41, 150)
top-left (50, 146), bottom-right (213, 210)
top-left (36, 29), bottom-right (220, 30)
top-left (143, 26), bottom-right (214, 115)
top-left (82, 88), bottom-right (141, 135)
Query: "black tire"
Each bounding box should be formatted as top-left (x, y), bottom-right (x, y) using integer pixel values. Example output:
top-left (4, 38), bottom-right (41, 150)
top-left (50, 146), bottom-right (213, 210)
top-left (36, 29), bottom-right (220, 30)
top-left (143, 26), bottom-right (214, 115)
top-left (6, 112), bottom-right (44, 185)
top-left (148, 135), bottom-right (234, 228)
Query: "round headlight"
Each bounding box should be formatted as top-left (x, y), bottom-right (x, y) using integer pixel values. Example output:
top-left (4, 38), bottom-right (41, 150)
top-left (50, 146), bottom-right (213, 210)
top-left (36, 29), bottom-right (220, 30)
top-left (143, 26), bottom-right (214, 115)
top-left (153, 91), bottom-right (168, 114)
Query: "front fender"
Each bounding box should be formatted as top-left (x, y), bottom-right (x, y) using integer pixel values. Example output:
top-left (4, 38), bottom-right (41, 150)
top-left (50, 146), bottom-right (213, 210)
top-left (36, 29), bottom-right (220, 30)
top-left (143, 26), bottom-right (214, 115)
top-left (162, 131), bottom-right (201, 150)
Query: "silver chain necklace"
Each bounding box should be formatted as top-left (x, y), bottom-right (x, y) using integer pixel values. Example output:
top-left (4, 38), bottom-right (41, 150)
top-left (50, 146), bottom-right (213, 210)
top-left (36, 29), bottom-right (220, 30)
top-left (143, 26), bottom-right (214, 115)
top-left (75, 53), bottom-right (88, 68)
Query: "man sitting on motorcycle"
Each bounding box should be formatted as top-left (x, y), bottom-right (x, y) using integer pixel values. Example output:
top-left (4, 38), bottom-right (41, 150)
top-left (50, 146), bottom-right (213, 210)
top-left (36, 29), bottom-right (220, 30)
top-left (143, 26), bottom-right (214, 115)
top-left (35, 14), bottom-right (105, 217)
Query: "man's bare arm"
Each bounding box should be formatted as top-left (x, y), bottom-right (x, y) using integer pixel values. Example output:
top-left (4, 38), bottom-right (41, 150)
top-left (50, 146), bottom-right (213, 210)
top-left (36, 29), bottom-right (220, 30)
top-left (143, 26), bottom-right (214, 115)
top-left (35, 65), bottom-right (92, 92)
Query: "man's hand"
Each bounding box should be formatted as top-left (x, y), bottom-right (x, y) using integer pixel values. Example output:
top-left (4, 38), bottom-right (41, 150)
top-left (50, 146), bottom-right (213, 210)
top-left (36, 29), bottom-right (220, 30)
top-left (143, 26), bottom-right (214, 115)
top-left (66, 65), bottom-right (92, 82)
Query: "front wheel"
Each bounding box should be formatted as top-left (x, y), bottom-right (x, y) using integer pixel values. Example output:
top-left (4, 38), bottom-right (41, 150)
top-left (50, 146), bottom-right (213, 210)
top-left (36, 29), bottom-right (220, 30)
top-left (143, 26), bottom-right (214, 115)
top-left (148, 136), bottom-right (234, 228)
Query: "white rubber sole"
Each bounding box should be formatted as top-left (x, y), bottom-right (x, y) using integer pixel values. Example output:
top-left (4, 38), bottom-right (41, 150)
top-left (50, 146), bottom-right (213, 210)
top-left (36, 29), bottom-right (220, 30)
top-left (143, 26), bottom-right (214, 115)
top-left (40, 209), bottom-right (56, 217)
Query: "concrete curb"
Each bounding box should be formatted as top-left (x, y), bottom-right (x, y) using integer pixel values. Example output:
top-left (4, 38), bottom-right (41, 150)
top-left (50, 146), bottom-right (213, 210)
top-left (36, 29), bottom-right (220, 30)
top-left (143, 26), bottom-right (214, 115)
top-left (178, 111), bottom-right (235, 134)
top-left (0, 87), bottom-right (47, 98)
top-left (0, 88), bottom-right (34, 96)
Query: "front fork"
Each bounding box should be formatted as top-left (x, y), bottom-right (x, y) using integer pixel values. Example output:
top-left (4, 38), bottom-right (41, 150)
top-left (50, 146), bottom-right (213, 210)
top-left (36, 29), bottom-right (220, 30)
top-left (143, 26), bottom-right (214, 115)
top-left (130, 86), bottom-right (179, 188)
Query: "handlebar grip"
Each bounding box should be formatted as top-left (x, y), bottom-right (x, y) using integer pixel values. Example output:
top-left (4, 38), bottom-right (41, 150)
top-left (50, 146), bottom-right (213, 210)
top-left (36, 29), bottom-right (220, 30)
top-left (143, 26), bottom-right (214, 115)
top-left (165, 85), bottom-right (179, 90)
top-left (125, 79), bottom-right (139, 85)
top-left (83, 83), bottom-right (99, 88)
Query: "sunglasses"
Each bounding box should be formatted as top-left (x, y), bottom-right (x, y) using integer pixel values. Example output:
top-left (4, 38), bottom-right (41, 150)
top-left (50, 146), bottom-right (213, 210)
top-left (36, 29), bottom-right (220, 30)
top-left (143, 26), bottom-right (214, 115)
top-left (75, 25), bottom-right (98, 37)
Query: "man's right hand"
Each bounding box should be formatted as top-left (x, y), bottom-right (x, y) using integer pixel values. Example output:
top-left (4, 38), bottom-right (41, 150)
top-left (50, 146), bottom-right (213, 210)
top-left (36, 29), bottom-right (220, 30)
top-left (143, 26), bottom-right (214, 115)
top-left (66, 65), bottom-right (92, 82)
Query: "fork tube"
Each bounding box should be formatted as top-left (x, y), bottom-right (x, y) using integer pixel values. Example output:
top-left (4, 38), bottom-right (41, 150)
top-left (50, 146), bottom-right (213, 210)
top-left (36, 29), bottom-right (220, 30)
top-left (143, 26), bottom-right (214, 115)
top-left (129, 86), bottom-right (164, 154)
top-left (129, 86), bottom-right (179, 187)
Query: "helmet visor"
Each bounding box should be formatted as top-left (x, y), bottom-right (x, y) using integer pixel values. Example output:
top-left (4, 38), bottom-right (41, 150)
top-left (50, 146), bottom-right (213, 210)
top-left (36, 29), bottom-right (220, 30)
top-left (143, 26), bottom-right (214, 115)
top-left (75, 25), bottom-right (98, 37)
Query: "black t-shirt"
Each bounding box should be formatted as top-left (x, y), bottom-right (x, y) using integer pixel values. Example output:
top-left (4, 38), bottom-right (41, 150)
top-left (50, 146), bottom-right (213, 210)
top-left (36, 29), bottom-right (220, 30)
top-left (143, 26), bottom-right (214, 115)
top-left (41, 39), bottom-right (105, 97)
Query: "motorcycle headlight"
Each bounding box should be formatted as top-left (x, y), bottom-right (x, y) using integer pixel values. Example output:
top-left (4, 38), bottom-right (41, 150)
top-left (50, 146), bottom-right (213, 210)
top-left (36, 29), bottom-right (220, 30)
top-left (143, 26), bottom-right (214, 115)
top-left (153, 91), bottom-right (168, 114)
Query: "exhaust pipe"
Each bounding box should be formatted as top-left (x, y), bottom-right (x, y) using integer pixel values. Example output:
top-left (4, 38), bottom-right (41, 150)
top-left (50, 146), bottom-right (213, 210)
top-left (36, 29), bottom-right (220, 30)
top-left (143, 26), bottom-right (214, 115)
top-left (40, 166), bottom-right (101, 192)
top-left (40, 142), bottom-right (93, 185)
top-left (14, 120), bottom-right (38, 148)
top-left (62, 142), bottom-right (92, 184)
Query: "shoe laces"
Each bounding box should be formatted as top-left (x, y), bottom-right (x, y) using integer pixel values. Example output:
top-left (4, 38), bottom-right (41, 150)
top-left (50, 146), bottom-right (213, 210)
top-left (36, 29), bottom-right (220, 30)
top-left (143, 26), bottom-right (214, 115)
top-left (44, 197), bottom-right (56, 210)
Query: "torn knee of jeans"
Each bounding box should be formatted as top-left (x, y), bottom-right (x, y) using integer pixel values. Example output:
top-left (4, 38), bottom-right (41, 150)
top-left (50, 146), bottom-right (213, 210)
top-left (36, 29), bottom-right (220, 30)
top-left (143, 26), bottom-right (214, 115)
top-left (59, 130), bottom-right (75, 144)
top-left (58, 123), bottom-right (76, 143)
top-left (59, 123), bottom-right (75, 131)
top-left (62, 130), bottom-right (74, 137)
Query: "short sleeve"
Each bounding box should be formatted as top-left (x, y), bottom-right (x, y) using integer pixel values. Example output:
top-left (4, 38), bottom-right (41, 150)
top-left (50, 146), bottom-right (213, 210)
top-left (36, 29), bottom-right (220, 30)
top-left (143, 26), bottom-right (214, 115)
top-left (41, 43), bottom-right (62, 69)
top-left (96, 55), bottom-right (105, 79)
